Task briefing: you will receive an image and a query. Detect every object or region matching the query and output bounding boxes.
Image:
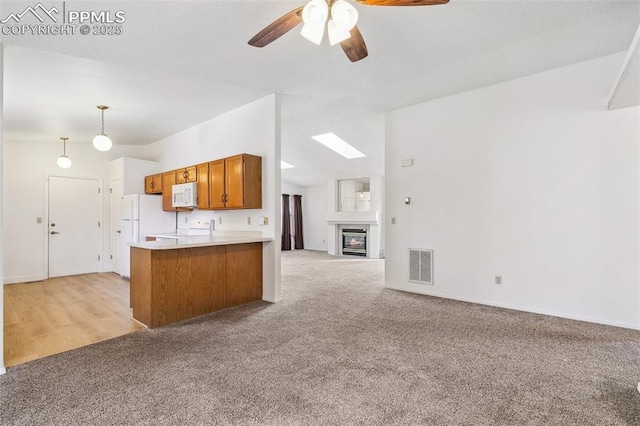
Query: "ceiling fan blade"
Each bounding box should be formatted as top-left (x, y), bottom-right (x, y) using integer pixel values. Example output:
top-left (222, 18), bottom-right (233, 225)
top-left (248, 6), bottom-right (304, 47)
top-left (340, 26), bottom-right (368, 63)
top-left (356, 0), bottom-right (448, 5)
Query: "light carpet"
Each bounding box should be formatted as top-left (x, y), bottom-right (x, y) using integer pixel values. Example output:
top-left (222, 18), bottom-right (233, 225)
top-left (1, 250), bottom-right (639, 425)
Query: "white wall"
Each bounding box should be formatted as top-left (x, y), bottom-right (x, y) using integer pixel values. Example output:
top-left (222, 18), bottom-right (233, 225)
top-left (3, 142), bottom-right (146, 283)
top-left (385, 53), bottom-right (640, 329)
top-left (281, 181), bottom-right (302, 196)
top-left (303, 183), bottom-right (329, 251)
top-left (144, 94), bottom-right (281, 302)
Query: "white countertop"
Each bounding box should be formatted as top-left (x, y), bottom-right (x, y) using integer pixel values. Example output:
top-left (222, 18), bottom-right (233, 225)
top-left (131, 235), bottom-right (272, 250)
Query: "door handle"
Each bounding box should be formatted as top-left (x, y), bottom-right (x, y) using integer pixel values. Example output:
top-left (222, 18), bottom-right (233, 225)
top-left (50, 231), bottom-right (60, 235)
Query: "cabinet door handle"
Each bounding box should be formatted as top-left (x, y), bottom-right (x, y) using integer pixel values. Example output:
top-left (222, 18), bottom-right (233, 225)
top-left (150, 182), bottom-right (154, 189)
top-left (50, 231), bottom-right (60, 235)
top-left (221, 194), bottom-right (225, 203)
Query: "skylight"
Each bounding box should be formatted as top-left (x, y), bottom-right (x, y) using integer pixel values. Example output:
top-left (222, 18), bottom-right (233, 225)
top-left (281, 160), bottom-right (295, 169)
top-left (311, 132), bottom-right (366, 159)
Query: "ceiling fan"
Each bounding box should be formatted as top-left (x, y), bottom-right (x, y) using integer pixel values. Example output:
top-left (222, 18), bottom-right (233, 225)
top-left (248, 0), bottom-right (449, 63)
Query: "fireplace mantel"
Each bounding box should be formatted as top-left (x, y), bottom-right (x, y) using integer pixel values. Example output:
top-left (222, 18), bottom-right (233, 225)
top-left (327, 219), bottom-right (378, 225)
top-left (326, 210), bottom-right (379, 226)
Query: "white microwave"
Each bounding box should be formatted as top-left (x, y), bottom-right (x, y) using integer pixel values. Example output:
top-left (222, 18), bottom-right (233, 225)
top-left (172, 182), bottom-right (197, 208)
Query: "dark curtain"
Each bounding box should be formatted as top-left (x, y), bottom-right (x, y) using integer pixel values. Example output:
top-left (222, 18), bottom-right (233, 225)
top-left (293, 195), bottom-right (304, 249)
top-left (282, 194), bottom-right (291, 251)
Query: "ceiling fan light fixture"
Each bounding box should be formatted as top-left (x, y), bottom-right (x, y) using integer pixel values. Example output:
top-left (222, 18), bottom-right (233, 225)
top-left (328, 19), bottom-right (352, 46)
top-left (331, 0), bottom-right (358, 31)
top-left (302, 0), bottom-right (328, 24)
top-left (301, 0), bottom-right (328, 44)
top-left (301, 22), bottom-right (326, 45)
top-left (93, 105), bottom-right (113, 152)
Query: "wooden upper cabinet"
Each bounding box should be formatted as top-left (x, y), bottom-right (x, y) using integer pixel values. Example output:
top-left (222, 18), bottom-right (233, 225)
top-left (145, 154), bottom-right (262, 211)
top-left (208, 159), bottom-right (226, 210)
top-left (208, 154), bottom-right (262, 210)
top-left (161, 171), bottom-right (177, 211)
top-left (144, 174), bottom-right (163, 194)
top-left (237, 154), bottom-right (262, 209)
top-left (225, 155), bottom-right (246, 209)
top-left (196, 163), bottom-right (209, 210)
top-left (175, 166), bottom-right (196, 184)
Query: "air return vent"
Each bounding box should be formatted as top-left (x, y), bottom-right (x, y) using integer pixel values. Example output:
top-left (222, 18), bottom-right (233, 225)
top-left (409, 249), bottom-right (433, 285)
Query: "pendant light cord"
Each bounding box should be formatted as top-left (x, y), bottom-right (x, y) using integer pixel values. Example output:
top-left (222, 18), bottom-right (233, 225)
top-left (60, 137), bottom-right (68, 156)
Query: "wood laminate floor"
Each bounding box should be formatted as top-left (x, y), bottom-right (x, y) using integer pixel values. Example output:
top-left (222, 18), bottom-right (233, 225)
top-left (4, 273), bottom-right (143, 367)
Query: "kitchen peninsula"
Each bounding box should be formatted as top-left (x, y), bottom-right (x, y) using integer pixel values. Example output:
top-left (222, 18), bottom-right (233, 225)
top-left (129, 234), bottom-right (271, 328)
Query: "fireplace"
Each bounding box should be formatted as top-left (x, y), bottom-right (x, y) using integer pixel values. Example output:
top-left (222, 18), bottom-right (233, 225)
top-left (342, 228), bottom-right (367, 257)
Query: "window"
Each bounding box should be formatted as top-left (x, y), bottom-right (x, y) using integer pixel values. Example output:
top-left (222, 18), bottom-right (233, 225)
top-left (338, 178), bottom-right (370, 212)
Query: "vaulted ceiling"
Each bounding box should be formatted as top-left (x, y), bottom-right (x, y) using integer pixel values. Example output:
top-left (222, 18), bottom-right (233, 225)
top-left (2, 0), bottom-right (639, 186)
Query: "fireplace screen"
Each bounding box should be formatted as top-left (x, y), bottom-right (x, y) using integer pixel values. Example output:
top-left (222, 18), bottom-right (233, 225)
top-left (342, 228), bottom-right (367, 257)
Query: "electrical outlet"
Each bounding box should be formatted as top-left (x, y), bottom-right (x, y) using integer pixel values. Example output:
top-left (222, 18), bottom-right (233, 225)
top-left (262, 216), bottom-right (269, 225)
top-left (219, 216), bottom-right (222, 225)
top-left (391, 217), bottom-right (397, 225)
top-left (495, 275), bottom-right (502, 285)
top-left (36, 217), bottom-right (42, 224)
top-left (247, 216), bottom-right (251, 225)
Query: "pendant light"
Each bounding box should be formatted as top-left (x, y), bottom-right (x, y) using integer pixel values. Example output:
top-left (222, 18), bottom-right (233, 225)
top-left (93, 105), bottom-right (112, 151)
top-left (57, 137), bottom-right (72, 169)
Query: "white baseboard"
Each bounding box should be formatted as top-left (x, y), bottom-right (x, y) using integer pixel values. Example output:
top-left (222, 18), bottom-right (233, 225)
top-left (386, 283), bottom-right (640, 331)
top-left (4, 274), bottom-right (47, 285)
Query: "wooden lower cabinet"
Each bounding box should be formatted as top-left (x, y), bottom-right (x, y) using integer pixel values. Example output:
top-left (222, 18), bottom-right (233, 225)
top-left (130, 243), bottom-right (263, 328)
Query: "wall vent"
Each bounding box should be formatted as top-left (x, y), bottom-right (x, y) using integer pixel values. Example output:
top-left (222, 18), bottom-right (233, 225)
top-left (409, 248), bottom-right (433, 285)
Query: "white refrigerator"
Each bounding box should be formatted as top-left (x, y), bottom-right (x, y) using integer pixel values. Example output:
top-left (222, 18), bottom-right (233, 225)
top-left (119, 194), bottom-right (175, 278)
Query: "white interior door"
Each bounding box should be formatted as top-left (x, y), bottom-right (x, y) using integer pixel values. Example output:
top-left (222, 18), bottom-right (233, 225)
top-left (48, 176), bottom-right (101, 278)
top-left (109, 178), bottom-right (123, 275)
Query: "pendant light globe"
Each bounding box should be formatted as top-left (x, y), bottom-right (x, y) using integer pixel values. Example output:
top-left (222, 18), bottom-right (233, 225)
top-left (93, 105), bottom-right (113, 151)
top-left (57, 155), bottom-right (72, 169)
top-left (93, 133), bottom-right (112, 151)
